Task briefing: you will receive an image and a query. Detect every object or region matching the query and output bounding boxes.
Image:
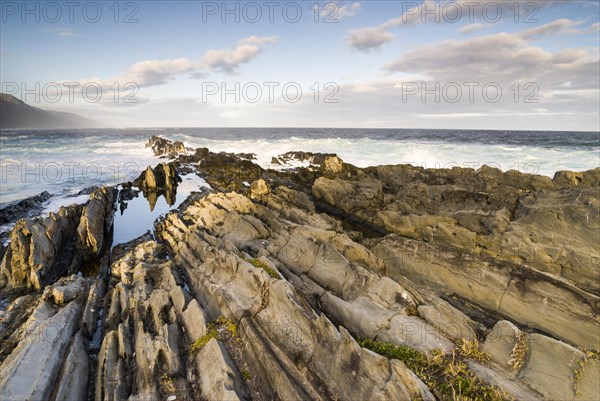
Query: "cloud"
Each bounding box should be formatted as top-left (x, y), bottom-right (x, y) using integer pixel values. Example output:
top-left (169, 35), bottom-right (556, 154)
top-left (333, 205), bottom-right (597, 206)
top-left (70, 35), bottom-right (278, 92)
top-left (459, 23), bottom-right (484, 35)
top-left (346, 0), bottom-right (571, 52)
top-left (310, 1), bottom-right (362, 21)
top-left (202, 36), bottom-right (278, 74)
top-left (44, 28), bottom-right (76, 37)
top-left (588, 22), bottom-right (600, 33)
top-left (516, 18), bottom-right (583, 39)
top-left (126, 58), bottom-right (195, 86)
top-left (382, 20), bottom-right (599, 92)
top-left (346, 27), bottom-right (394, 52)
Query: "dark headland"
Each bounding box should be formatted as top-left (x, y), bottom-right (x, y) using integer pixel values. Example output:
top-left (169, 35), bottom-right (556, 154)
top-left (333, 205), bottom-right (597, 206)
top-left (0, 93), bottom-right (96, 129)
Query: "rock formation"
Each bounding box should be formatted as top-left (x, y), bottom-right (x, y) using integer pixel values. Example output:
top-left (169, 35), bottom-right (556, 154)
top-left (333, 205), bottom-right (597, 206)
top-left (146, 135), bottom-right (186, 157)
top-left (0, 136), bottom-right (598, 401)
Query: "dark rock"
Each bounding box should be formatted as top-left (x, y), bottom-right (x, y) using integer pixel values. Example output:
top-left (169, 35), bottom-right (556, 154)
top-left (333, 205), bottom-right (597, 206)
top-left (0, 191), bottom-right (51, 225)
top-left (146, 135), bottom-right (186, 157)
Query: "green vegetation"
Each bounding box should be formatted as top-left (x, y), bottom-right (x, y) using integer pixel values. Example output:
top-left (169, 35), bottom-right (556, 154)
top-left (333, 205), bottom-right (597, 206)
top-left (190, 325), bottom-right (218, 353)
top-left (457, 338), bottom-right (489, 363)
top-left (159, 374), bottom-right (176, 395)
top-left (241, 369), bottom-right (252, 380)
top-left (216, 315), bottom-right (238, 337)
top-left (238, 252), bottom-right (281, 279)
top-left (357, 338), bottom-right (512, 401)
top-left (190, 316), bottom-right (238, 353)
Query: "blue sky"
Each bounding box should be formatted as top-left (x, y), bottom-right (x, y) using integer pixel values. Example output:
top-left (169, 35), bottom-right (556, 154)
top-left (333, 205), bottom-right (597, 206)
top-left (1, 0), bottom-right (599, 130)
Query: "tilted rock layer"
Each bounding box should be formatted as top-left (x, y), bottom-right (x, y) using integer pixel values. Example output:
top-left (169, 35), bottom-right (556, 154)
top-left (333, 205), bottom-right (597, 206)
top-left (0, 137), bottom-right (598, 401)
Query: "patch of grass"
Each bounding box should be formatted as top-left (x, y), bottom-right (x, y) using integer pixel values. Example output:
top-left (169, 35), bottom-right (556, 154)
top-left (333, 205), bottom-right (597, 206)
top-left (190, 316), bottom-right (239, 353)
top-left (357, 338), bottom-right (511, 401)
top-left (457, 338), bottom-right (489, 363)
top-left (190, 325), bottom-right (218, 353)
top-left (238, 252), bottom-right (281, 279)
top-left (216, 316), bottom-right (237, 337)
top-left (241, 369), bottom-right (252, 380)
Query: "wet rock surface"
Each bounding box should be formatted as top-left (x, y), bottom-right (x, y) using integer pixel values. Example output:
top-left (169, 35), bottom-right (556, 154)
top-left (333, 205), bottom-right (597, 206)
top-left (146, 135), bottom-right (186, 157)
top-left (0, 191), bottom-right (51, 225)
top-left (0, 136), bottom-right (598, 401)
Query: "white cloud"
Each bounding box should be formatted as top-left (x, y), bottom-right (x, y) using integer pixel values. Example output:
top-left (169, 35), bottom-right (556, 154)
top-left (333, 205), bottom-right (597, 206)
top-left (126, 59), bottom-right (195, 86)
top-left (70, 35), bottom-right (278, 93)
top-left (44, 28), bottom-right (76, 37)
top-left (202, 36), bottom-right (279, 74)
top-left (516, 18), bottom-right (583, 39)
top-left (459, 23), bottom-right (484, 35)
top-left (381, 20), bottom-right (599, 92)
top-left (346, 1), bottom-right (572, 52)
top-left (346, 27), bottom-right (394, 52)
top-left (311, 1), bottom-right (362, 21)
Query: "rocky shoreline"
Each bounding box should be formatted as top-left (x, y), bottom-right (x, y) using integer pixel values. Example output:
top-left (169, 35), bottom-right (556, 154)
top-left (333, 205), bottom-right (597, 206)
top-left (0, 136), bottom-right (598, 401)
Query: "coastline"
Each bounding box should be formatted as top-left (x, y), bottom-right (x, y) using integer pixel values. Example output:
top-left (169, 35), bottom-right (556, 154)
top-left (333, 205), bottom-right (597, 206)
top-left (0, 136), bottom-right (598, 400)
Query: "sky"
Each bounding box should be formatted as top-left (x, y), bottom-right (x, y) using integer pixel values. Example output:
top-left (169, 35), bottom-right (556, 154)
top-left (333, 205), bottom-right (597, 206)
top-left (1, 0), bottom-right (599, 130)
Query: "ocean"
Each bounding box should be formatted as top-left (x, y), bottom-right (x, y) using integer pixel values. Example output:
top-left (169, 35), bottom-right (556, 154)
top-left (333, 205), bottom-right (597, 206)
top-left (1, 127), bottom-right (599, 209)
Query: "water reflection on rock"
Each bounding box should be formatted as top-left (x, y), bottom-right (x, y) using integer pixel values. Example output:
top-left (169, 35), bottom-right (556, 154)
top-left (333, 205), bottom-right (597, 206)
top-left (112, 174), bottom-right (208, 245)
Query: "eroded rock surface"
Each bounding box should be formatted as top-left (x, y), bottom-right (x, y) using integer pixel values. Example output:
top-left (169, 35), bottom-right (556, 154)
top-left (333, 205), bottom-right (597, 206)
top-left (0, 137), bottom-right (598, 401)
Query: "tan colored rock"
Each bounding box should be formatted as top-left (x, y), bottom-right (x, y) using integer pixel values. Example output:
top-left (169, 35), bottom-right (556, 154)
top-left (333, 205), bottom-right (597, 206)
top-left (323, 155), bottom-right (344, 174)
top-left (54, 331), bottom-right (89, 401)
top-left (194, 338), bottom-right (245, 401)
top-left (0, 300), bottom-right (83, 400)
top-left (76, 186), bottom-right (115, 262)
top-left (520, 334), bottom-right (599, 401)
top-left (250, 178), bottom-right (270, 199)
top-left (482, 320), bottom-right (522, 377)
top-left (0, 203), bottom-right (82, 291)
top-left (418, 299), bottom-right (478, 342)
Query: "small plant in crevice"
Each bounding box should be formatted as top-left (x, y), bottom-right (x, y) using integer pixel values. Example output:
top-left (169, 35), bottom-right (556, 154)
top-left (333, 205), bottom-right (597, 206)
top-left (457, 338), bottom-right (489, 363)
top-left (190, 316), bottom-right (238, 353)
top-left (241, 369), bottom-right (252, 380)
top-left (507, 331), bottom-right (527, 370)
top-left (159, 374), bottom-right (177, 395)
top-left (238, 252), bottom-right (281, 279)
top-left (357, 338), bottom-right (512, 401)
top-left (190, 325), bottom-right (218, 353)
top-left (571, 349), bottom-right (599, 396)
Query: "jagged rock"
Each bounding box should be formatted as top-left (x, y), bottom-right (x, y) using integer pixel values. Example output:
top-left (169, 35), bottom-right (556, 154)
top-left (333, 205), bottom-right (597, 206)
top-left (1, 138), bottom-right (599, 401)
top-left (54, 331), bottom-right (89, 401)
top-left (553, 167), bottom-right (600, 188)
top-left (0, 191), bottom-right (51, 225)
top-left (323, 154), bottom-right (344, 174)
top-left (134, 162), bottom-right (181, 192)
top-left (0, 283), bottom-right (84, 400)
top-left (76, 186), bottom-right (116, 262)
top-left (313, 176), bottom-right (383, 215)
top-left (373, 234), bottom-right (600, 350)
top-left (482, 320), bottom-right (522, 377)
top-left (0, 203), bottom-right (82, 291)
top-left (44, 274), bottom-right (87, 305)
top-left (146, 135), bottom-right (185, 156)
top-left (194, 338), bottom-right (246, 401)
top-left (250, 179), bottom-right (270, 199)
top-left (482, 320), bottom-right (600, 400)
top-left (521, 334), bottom-right (599, 400)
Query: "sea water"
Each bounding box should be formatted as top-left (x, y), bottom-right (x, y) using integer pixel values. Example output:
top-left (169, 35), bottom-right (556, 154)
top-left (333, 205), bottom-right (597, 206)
top-left (1, 128), bottom-right (598, 238)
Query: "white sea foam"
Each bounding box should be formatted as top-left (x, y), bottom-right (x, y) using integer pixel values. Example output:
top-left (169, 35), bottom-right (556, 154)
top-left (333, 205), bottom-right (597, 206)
top-left (1, 130), bottom-right (598, 208)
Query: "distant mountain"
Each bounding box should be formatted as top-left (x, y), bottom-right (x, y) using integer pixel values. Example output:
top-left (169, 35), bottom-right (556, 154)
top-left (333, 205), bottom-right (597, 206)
top-left (0, 93), bottom-right (97, 129)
